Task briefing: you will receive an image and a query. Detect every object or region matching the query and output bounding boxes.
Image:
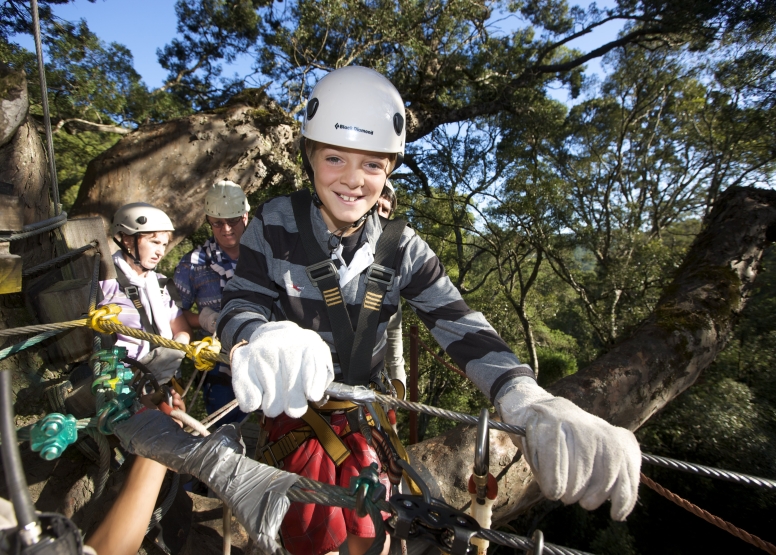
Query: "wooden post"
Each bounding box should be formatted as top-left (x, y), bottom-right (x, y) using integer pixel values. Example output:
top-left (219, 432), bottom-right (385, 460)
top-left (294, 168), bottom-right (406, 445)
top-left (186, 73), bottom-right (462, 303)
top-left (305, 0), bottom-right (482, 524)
top-left (0, 182), bottom-right (24, 294)
top-left (36, 278), bottom-right (94, 364)
top-left (409, 324), bottom-right (419, 445)
top-left (60, 217), bottom-right (116, 281)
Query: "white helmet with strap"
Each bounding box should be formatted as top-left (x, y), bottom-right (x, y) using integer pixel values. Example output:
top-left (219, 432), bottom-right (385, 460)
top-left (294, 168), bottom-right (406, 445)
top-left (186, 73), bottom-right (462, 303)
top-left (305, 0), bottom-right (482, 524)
top-left (111, 202), bottom-right (175, 237)
top-left (111, 202), bottom-right (174, 271)
top-left (300, 66), bottom-right (406, 228)
top-left (205, 180), bottom-right (251, 219)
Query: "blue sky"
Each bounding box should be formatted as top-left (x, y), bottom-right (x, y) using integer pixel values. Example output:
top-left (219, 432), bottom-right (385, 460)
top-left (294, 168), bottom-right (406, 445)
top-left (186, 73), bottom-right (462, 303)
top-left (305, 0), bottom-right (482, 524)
top-left (12, 0), bottom-right (623, 103)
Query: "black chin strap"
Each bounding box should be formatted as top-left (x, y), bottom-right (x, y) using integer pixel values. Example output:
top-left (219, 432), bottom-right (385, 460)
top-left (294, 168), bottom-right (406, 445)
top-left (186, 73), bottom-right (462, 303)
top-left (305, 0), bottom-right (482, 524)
top-left (112, 236), bottom-right (157, 272)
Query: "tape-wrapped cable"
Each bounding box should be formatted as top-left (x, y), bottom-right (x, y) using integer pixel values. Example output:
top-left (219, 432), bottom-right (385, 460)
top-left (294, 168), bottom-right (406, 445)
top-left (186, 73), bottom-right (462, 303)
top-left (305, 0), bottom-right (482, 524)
top-left (114, 410), bottom-right (298, 554)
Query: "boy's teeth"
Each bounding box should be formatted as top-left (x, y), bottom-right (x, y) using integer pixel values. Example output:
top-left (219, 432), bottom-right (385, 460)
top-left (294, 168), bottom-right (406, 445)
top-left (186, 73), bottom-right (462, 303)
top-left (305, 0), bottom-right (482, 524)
top-left (339, 194), bottom-right (358, 201)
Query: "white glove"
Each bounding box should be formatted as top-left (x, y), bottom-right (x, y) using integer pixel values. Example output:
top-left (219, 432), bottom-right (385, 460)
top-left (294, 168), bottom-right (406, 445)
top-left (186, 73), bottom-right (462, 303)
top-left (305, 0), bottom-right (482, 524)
top-left (139, 346), bottom-right (185, 384)
top-left (230, 321), bottom-right (334, 418)
top-left (198, 306), bottom-right (219, 334)
top-left (496, 381), bottom-right (641, 521)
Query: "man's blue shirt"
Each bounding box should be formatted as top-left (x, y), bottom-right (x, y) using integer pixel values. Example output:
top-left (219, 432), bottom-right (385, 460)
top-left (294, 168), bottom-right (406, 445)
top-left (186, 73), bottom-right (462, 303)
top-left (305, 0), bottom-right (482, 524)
top-left (173, 240), bottom-right (237, 311)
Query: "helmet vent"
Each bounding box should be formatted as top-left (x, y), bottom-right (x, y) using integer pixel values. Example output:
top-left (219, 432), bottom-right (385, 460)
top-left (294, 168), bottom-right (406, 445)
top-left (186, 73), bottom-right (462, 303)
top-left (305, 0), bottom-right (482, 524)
top-left (393, 113), bottom-right (404, 136)
top-left (136, 216), bottom-right (147, 224)
top-left (307, 98), bottom-right (319, 120)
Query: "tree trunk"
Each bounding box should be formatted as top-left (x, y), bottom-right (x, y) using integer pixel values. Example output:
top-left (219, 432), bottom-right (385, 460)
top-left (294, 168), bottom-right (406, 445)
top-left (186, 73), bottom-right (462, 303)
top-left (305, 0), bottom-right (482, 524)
top-left (70, 90), bottom-right (301, 244)
top-left (409, 186), bottom-right (776, 523)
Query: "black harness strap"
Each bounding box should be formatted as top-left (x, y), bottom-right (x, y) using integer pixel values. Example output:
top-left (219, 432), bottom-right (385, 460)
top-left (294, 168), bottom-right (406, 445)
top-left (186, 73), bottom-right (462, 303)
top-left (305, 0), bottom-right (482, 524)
top-left (290, 189), bottom-right (406, 385)
top-left (114, 268), bottom-right (183, 354)
top-left (113, 263), bottom-right (168, 338)
top-left (291, 190), bottom-right (356, 375)
top-left (348, 216), bottom-right (405, 386)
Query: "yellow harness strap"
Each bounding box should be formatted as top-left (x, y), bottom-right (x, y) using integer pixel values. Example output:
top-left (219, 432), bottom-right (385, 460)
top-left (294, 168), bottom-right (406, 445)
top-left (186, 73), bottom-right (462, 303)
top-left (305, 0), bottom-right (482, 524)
top-left (256, 426), bottom-right (315, 468)
top-left (300, 408), bottom-right (351, 466)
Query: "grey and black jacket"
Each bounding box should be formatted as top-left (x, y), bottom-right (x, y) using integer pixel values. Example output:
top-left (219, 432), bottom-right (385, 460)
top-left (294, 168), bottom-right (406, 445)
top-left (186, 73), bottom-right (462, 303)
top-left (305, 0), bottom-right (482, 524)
top-left (217, 194), bottom-right (534, 404)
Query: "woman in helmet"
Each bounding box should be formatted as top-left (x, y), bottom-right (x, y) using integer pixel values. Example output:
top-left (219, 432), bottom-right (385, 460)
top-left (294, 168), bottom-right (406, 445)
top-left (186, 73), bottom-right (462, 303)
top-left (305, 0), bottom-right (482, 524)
top-left (174, 180), bottom-right (251, 424)
top-left (217, 67), bottom-right (641, 555)
top-left (100, 202), bottom-right (191, 384)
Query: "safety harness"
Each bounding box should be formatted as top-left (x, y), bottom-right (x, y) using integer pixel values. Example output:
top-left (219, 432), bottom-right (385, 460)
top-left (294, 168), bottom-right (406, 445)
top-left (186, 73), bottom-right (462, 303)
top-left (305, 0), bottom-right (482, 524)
top-left (257, 190), bottom-right (418, 493)
top-left (291, 188), bottom-right (406, 386)
top-left (114, 264), bottom-right (181, 340)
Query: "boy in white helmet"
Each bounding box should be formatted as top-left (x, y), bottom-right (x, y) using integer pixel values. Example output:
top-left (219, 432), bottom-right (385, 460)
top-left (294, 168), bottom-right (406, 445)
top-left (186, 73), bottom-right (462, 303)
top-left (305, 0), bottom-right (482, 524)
top-left (174, 181), bottom-right (250, 424)
top-left (218, 66), bottom-right (641, 555)
top-left (101, 203), bottom-right (191, 384)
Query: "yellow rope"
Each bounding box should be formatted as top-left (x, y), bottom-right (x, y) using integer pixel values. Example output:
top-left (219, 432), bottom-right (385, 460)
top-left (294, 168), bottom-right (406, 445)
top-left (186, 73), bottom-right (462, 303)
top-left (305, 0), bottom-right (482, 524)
top-left (87, 305), bottom-right (228, 370)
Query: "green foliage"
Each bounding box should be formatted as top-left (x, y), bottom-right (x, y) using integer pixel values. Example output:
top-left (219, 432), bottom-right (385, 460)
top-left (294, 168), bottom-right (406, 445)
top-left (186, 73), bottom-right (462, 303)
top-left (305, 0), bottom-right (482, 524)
top-left (535, 346), bottom-right (577, 387)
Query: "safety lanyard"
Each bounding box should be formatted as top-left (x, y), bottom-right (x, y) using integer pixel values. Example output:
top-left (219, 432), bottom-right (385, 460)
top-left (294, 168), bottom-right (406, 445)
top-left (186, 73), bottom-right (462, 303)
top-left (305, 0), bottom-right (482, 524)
top-left (290, 189), bottom-right (406, 386)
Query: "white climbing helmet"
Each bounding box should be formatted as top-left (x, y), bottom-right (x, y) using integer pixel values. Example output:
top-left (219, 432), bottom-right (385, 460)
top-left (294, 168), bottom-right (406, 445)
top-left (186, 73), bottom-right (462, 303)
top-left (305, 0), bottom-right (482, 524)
top-left (301, 66), bottom-right (406, 160)
top-left (111, 202), bottom-right (174, 237)
top-left (205, 180), bottom-right (251, 219)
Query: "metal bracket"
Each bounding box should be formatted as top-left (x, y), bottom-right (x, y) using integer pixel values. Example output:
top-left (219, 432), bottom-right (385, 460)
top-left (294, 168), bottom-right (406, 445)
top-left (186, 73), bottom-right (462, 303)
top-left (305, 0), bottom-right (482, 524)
top-left (387, 494), bottom-right (480, 555)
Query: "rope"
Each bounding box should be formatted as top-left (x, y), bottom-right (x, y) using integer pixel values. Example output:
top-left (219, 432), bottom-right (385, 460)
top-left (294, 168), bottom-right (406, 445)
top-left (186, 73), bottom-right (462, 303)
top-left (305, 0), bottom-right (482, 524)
top-left (87, 306), bottom-right (223, 371)
top-left (186, 370), bottom-right (208, 414)
top-left (180, 366), bottom-right (199, 398)
top-left (641, 453), bottom-right (776, 490)
top-left (193, 399), bottom-right (240, 433)
top-left (22, 241), bottom-right (98, 277)
top-left (640, 472), bottom-right (776, 555)
top-left (417, 336), bottom-right (466, 378)
top-left (171, 409), bottom-right (211, 437)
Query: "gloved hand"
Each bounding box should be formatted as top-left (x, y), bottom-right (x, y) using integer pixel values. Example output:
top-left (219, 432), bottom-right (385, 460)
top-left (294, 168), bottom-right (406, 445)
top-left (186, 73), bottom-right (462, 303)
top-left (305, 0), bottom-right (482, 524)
top-left (139, 346), bottom-right (185, 384)
top-left (230, 321), bottom-right (334, 418)
top-left (496, 380), bottom-right (641, 521)
top-left (198, 306), bottom-right (219, 334)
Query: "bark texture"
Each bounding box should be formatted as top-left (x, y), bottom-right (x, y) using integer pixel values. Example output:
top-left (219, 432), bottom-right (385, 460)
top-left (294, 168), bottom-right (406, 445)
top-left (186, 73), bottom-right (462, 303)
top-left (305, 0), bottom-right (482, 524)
top-left (409, 187), bottom-right (776, 523)
top-left (70, 89), bottom-right (301, 244)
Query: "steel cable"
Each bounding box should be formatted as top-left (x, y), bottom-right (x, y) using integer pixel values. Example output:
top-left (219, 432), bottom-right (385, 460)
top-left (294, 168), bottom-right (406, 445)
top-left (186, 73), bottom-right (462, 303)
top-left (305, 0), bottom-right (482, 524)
top-left (0, 216), bottom-right (66, 242)
top-left (641, 453), bottom-right (776, 490)
top-left (22, 241), bottom-right (97, 277)
top-left (0, 329), bottom-right (63, 361)
top-left (0, 320), bottom-right (89, 339)
top-left (86, 428), bottom-right (110, 499)
top-left (479, 528), bottom-right (595, 555)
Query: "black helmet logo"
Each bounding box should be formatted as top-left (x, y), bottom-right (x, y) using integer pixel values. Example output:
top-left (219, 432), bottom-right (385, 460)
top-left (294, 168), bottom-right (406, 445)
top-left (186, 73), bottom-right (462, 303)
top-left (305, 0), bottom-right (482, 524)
top-left (393, 113), bottom-right (404, 136)
top-left (307, 98), bottom-right (319, 120)
top-left (136, 216), bottom-right (147, 225)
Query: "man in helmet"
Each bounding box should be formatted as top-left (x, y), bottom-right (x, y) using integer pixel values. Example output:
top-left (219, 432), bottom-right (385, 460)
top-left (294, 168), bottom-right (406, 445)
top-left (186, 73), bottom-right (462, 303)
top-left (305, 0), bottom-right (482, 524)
top-left (217, 66), bottom-right (641, 555)
top-left (173, 180), bottom-right (250, 424)
top-left (101, 203), bottom-right (191, 385)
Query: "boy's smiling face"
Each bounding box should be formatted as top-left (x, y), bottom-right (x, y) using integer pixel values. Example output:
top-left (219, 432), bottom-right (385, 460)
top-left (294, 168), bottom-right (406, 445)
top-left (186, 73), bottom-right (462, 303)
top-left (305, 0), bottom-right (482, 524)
top-left (311, 143), bottom-right (391, 234)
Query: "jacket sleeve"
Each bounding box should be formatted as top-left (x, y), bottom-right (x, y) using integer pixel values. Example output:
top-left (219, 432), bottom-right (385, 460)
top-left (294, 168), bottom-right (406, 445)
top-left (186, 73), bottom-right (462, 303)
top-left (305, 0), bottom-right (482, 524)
top-left (216, 205), bottom-right (277, 352)
top-left (398, 231), bottom-right (535, 403)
